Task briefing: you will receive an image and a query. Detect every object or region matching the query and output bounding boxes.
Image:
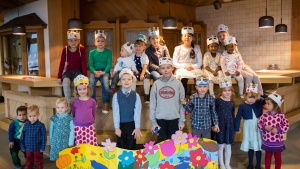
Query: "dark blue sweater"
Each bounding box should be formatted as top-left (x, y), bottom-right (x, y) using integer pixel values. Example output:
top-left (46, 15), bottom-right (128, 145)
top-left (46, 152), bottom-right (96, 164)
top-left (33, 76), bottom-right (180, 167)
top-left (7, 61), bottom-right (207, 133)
top-left (117, 90), bottom-right (136, 123)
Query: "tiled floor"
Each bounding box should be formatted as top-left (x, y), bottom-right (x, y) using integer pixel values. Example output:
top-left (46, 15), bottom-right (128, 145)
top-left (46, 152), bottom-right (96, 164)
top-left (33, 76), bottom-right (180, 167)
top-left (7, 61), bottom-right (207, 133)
top-left (0, 102), bottom-right (300, 169)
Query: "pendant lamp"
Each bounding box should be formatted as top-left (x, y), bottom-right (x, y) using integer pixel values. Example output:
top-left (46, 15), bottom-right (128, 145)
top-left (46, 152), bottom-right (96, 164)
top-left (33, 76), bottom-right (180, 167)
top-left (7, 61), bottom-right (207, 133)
top-left (214, 0), bottom-right (222, 10)
top-left (259, 0), bottom-right (274, 28)
top-left (162, 0), bottom-right (177, 29)
top-left (275, 0), bottom-right (287, 33)
top-left (68, 0), bottom-right (82, 30)
top-left (12, 6), bottom-right (26, 35)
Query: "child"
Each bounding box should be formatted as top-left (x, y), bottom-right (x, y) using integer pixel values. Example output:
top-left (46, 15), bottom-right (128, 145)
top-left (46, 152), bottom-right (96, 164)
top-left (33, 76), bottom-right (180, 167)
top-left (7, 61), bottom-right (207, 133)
top-left (149, 57), bottom-right (185, 143)
top-left (110, 42), bottom-right (137, 94)
top-left (215, 78), bottom-right (235, 169)
top-left (258, 91), bottom-right (289, 169)
top-left (132, 33), bottom-right (151, 103)
top-left (89, 30), bottom-right (112, 113)
top-left (220, 35), bottom-right (244, 98)
top-left (8, 105), bottom-right (27, 169)
top-left (20, 105), bottom-right (46, 169)
top-left (49, 98), bottom-right (74, 161)
top-left (203, 35), bottom-right (223, 97)
top-left (112, 68), bottom-right (142, 150)
top-left (173, 26), bottom-right (202, 97)
top-left (72, 74), bottom-right (98, 146)
top-left (235, 84), bottom-right (265, 169)
top-left (181, 76), bottom-right (219, 139)
top-left (145, 27), bottom-right (170, 81)
top-left (217, 24), bottom-right (263, 95)
top-left (57, 30), bottom-right (87, 106)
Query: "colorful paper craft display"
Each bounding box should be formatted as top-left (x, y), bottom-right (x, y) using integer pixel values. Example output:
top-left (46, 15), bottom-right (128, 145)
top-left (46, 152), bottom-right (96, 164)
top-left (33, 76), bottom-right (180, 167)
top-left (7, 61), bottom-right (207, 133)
top-left (56, 130), bottom-right (219, 169)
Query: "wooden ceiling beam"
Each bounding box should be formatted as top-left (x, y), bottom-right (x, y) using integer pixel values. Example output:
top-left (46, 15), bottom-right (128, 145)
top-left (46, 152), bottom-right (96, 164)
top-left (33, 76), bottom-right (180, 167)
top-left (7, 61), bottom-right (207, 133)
top-left (0, 0), bottom-right (17, 8)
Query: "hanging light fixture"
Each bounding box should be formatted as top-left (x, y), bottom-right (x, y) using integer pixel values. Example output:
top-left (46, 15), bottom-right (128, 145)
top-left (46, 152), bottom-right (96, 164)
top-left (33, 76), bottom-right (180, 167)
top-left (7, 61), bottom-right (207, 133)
top-left (68, 0), bottom-right (82, 30)
top-left (214, 0), bottom-right (222, 10)
top-left (275, 0), bottom-right (287, 33)
top-left (259, 0), bottom-right (274, 28)
top-left (12, 5), bottom-right (26, 35)
top-left (162, 0), bottom-right (177, 29)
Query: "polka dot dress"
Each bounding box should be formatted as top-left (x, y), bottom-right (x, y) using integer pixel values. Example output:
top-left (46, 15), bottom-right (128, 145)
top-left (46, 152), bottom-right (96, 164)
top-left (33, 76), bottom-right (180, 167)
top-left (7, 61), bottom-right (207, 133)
top-left (74, 125), bottom-right (98, 146)
top-left (134, 55), bottom-right (149, 81)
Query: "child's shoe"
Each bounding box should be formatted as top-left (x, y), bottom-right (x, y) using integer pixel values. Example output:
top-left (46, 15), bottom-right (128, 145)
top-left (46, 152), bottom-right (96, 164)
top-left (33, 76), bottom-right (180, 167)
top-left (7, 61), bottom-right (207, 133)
top-left (219, 165), bottom-right (226, 169)
top-left (225, 164), bottom-right (232, 169)
top-left (102, 103), bottom-right (109, 114)
top-left (109, 87), bottom-right (116, 94)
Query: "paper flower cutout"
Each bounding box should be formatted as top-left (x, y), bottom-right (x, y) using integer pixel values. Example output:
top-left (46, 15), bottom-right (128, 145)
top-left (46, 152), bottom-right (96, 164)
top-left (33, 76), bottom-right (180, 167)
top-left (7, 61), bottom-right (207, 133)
top-left (135, 150), bottom-right (147, 165)
top-left (101, 139), bottom-right (116, 152)
top-left (143, 141), bottom-right (158, 155)
top-left (187, 134), bottom-right (198, 148)
top-left (171, 130), bottom-right (188, 145)
top-left (159, 161), bottom-right (174, 169)
top-left (190, 148), bottom-right (209, 168)
top-left (118, 151), bottom-right (135, 167)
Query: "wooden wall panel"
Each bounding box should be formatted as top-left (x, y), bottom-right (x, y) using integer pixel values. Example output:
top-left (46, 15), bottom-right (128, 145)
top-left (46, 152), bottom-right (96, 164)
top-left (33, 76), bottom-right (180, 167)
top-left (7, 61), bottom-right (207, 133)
top-left (291, 0), bottom-right (300, 69)
top-left (80, 0), bottom-right (147, 23)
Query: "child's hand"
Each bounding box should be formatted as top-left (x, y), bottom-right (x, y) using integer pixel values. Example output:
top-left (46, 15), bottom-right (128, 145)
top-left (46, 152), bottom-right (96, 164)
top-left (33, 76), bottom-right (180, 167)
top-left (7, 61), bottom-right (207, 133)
top-left (225, 72), bottom-right (230, 76)
top-left (134, 70), bottom-right (139, 75)
top-left (178, 124), bottom-right (185, 131)
top-left (140, 73), bottom-right (145, 81)
top-left (235, 71), bottom-right (240, 76)
top-left (21, 149), bottom-right (25, 152)
top-left (213, 71), bottom-right (218, 76)
top-left (213, 125), bottom-right (220, 133)
top-left (115, 128), bottom-right (122, 137)
top-left (235, 130), bottom-right (240, 134)
top-left (57, 78), bottom-right (62, 84)
top-left (9, 142), bottom-right (14, 148)
top-left (132, 128), bottom-right (142, 139)
top-left (271, 127), bottom-right (278, 134)
top-left (181, 98), bottom-right (187, 105)
top-left (265, 126), bottom-right (272, 131)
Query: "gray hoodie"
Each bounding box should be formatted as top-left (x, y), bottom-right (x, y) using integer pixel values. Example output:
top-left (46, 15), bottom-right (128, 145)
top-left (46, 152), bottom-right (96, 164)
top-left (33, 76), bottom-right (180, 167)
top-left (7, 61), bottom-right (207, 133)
top-left (149, 76), bottom-right (186, 125)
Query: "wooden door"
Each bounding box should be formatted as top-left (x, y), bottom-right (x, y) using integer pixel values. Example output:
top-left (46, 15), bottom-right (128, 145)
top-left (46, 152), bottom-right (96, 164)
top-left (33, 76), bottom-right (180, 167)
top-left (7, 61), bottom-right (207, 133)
top-left (162, 30), bottom-right (181, 58)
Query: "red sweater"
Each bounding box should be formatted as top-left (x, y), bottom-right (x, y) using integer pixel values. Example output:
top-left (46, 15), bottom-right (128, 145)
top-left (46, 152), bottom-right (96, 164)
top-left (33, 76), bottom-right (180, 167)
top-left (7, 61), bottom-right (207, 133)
top-left (57, 46), bottom-right (87, 78)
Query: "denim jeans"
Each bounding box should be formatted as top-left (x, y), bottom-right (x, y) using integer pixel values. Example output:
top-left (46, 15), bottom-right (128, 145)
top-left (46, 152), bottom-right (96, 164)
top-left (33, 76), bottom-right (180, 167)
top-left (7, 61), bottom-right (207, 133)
top-left (150, 70), bottom-right (161, 81)
top-left (89, 72), bottom-right (110, 103)
top-left (111, 71), bottom-right (121, 88)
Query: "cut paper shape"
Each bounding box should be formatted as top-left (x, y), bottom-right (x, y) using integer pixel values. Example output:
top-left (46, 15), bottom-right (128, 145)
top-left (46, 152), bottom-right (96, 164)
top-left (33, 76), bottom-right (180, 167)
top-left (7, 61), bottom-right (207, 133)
top-left (56, 131), bottom-right (219, 169)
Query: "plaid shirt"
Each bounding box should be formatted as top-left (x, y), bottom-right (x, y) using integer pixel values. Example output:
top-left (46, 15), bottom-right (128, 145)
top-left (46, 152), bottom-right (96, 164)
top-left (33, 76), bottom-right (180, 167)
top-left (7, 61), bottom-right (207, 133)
top-left (183, 93), bottom-right (218, 129)
top-left (20, 120), bottom-right (46, 152)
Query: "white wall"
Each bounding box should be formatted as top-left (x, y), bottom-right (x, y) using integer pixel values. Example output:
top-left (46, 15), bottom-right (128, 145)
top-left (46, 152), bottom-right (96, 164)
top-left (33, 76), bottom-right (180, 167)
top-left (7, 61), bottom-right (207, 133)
top-left (4, 0), bottom-right (50, 77)
top-left (196, 0), bottom-right (291, 70)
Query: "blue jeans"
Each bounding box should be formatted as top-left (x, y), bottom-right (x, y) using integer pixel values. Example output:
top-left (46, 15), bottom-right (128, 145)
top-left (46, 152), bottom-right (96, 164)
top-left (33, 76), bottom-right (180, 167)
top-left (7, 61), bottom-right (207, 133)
top-left (150, 70), bottom-right (161, 81)
top-left (89, 72), bottom-right (110, 103)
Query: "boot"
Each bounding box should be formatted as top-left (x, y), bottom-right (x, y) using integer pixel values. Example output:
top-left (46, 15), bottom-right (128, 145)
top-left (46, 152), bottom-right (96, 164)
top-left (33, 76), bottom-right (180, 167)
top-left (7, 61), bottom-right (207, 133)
top-left (144, 94), bottom-right (150, 103)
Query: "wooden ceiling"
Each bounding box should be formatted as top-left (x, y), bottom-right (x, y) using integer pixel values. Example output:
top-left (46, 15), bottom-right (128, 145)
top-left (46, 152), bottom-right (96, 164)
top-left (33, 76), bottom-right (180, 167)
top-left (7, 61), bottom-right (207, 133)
top-left (165, 0), bottom-right (243, 7)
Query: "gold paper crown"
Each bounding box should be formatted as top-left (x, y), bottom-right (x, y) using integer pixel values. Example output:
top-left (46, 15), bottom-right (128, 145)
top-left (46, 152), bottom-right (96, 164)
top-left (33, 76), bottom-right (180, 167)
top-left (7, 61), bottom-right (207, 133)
top-left (94, 30), bottom-right (107, 39)
top-left (246, 83), bottom-right (258, 93)
top-left (67, 30), bottom-right (80, 39)
top-left (74, 75), bottom-right (89, 87)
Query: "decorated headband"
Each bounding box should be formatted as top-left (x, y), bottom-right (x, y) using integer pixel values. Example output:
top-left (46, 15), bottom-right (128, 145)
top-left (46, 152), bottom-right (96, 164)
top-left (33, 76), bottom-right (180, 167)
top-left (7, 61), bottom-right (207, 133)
top-left (74, 75), bottom-right (89, 87)
top-left (148, 27), bottom-right (159, 37)
top-left (217, 24), bottom-right (229, 33)
top-left (268, 91), bottom-right (284, 107)
top-left (136, 33), bottom-right (147, 43)
top-left (181, 26), bottom-right (194, 34)
top-left (246, 83), bottom-right (258, 93)
top-left (219, 76), bottom-right (232, 88)
top-left (207, 35), bottom-right (219, 46)
top-left (224, 35), bottom-right (237, 45)
top-left (121, 42), bottom-right (134, 55)
top-left (159, 57), bottom-right (173, 66)
top-left (196, 76), bottom-right (209, 86)
top-left (94, 30), bottom-right (107, 40)
top-left (67, 30), bottom-right (80, 40)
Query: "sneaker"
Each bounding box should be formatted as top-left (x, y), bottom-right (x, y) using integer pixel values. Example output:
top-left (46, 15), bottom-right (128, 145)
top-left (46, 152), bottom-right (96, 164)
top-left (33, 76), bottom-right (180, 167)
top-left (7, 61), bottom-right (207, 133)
top-left (109, 87), bottom-right (116, 94)
top-left (225, 165), bottom-right (232, 169)
top-left (219, 165), bottom-right (226, 169)
top-left (102, 103), bottom-right (109, 114)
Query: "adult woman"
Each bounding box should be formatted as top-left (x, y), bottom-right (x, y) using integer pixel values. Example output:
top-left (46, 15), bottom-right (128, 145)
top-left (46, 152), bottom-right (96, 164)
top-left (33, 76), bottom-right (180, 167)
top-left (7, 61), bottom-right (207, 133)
top-left (173, 26), bottom-right (202, 96)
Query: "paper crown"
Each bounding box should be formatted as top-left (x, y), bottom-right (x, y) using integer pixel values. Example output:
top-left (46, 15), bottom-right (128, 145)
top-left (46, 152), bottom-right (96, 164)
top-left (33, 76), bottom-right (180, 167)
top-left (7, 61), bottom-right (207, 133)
top-left (94, 30), bottom-right (107, 40)
top-left (122, 42), bottom-right (134, 55)
top-left (268, 91), bottom-right (284, 106)
top-left (148, 27), bottom-right (159, 37)
top-left (219, 76), bottom-right (232, 88)
top-left (217, 24), bottom-right (229, 32)
top-left (224, 35), bottom-right (237, 45)
top-left (207, 35), bottom-right (219, 46)
top-left (181, 26), bottom-right (194, 34)
top-left (196, 76), bottom-right (209, 86)
top-left (136, 33), bottom-right (147, 43)
top-left (74, 75), bottom-right (89, 87)
top-left (119, 68), bottom-right (134, 78)
top-left (246, 83), bottom-right (258, 93)
top-left (159, 57), bottom-right (173, 66)
top-left (67, 30), bottom-right (80, 40)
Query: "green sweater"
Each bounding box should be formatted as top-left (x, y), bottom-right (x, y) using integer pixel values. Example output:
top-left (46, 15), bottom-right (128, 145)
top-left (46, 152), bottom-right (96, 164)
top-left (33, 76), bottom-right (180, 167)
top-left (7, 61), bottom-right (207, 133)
top-left (88, 48), bottom-right (112, 73)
